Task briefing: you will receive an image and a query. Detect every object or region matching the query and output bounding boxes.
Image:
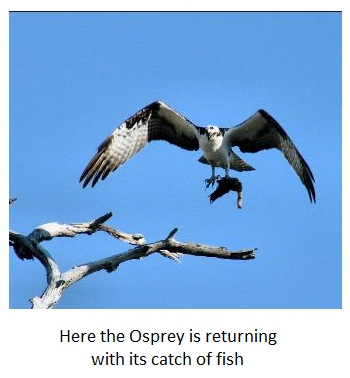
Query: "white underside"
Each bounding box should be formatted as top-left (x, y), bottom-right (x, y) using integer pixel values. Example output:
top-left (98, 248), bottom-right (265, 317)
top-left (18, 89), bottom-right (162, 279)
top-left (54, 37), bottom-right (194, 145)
top-left (198, 133), bottom-right (231, 185)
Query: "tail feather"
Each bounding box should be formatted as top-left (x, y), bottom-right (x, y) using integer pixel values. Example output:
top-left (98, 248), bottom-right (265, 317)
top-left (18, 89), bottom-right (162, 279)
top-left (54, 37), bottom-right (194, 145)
top-left (198, 151), bottom-right (255, 172)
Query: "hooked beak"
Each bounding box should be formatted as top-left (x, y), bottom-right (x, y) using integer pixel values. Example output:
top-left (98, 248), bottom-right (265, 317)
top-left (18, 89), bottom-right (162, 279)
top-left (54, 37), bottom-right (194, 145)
top-left (206, 129), bottom-right (219, 139)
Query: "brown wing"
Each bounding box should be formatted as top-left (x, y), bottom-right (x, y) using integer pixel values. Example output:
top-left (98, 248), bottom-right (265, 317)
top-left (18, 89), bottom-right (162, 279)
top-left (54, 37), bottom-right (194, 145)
top-left (80, 101), bottom-right (201, 188)
top-left (224, 110), bottom-right (316, 202)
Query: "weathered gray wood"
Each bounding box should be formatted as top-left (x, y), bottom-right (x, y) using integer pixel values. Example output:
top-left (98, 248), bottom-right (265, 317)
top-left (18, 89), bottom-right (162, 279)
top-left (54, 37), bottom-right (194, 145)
top-left (9, 213), bottom-right (256, 309)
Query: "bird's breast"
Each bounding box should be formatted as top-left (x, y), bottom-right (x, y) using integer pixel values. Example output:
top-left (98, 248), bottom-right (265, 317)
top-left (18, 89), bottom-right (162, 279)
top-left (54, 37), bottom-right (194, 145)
top-left (199, 136), bottom-right (230, 166)
top-left (199, 134), bottom-right (223, 152)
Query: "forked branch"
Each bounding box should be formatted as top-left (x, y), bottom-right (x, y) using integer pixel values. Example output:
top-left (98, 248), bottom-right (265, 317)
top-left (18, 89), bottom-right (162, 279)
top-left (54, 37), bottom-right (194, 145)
top-left (9, 212), bottom-right (256, 309)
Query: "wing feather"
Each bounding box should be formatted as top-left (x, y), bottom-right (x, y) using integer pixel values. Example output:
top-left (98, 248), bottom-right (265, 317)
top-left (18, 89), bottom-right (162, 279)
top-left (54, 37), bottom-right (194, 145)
top-left (80, 101), bottom-right (200, 187)
top-left (224, 110), bottom-right (316, 202)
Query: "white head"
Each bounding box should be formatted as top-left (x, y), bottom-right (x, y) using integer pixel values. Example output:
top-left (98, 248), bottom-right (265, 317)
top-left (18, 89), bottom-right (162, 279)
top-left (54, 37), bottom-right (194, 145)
top-left (205, 125), bottom-right (221, 139)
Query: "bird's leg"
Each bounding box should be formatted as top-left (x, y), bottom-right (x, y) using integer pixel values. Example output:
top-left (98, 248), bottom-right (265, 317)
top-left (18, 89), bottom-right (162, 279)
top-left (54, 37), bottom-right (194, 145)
top-left (205, 166), bottom-right (220, 188)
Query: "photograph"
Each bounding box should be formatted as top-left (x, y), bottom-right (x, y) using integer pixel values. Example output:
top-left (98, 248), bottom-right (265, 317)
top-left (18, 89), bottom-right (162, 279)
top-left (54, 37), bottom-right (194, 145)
top-left (9, 11), bottom-right (341, 309)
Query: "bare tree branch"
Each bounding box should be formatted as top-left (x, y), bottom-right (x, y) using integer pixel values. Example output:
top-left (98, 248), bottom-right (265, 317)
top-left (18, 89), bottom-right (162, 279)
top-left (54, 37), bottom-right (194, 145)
top-left (9, 212), bottom-right (257, 309)
top-left (98, 224), bottom-right (145, 245)
top-left (27, 211), bottom-right (144, 245)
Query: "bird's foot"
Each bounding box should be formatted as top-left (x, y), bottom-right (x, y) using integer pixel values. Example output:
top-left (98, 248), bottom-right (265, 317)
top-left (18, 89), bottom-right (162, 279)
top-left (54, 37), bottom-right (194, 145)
top-left (205, 175), bottom-right (221, 188)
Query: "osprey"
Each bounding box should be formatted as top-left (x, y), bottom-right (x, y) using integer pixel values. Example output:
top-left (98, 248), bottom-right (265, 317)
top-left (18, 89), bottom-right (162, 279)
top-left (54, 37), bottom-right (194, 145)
top-left (80, 100), bottom-right (315, 203)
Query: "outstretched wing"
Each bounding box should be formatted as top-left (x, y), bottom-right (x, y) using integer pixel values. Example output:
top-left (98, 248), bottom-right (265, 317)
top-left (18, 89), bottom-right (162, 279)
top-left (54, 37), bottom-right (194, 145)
top-left (80, 101), bottom-right (201, 187)
top-left (223, 110), bottom-right (316, 202)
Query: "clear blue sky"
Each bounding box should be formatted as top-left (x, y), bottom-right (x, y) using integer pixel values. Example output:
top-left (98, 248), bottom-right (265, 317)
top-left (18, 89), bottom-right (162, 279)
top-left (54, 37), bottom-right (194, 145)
top-left (9, 11), bottom-right (341, 309)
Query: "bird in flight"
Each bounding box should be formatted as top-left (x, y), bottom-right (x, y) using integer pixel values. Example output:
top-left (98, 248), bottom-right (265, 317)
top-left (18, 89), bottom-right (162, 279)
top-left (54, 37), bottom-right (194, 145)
top-left (80, 100), bottom-right (315, 205)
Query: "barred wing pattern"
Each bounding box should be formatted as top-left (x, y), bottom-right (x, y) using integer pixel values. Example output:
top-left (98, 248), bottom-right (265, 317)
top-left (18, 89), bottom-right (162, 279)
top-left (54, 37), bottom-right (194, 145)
top-left (224, 109), bottom-right (316, 202)
top-left (80, 101), bottom-right (200, 188)
top-left (80, 100), bottom-right (315, 203)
